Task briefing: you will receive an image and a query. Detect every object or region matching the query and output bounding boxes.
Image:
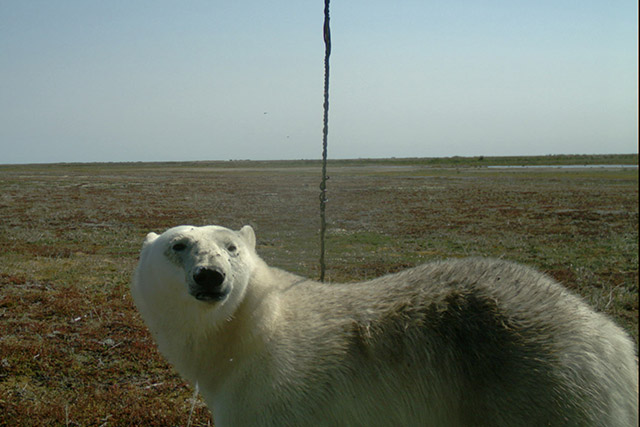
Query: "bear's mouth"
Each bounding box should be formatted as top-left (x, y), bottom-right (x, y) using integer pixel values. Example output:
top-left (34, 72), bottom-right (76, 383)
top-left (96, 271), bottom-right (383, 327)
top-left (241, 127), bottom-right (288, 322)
top-left (193, 289), bottom-right (229, 302)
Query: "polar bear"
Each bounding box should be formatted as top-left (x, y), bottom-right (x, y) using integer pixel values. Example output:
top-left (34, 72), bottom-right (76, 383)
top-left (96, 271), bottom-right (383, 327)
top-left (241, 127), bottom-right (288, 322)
top-left (131, 224), bottom-right (638, 427)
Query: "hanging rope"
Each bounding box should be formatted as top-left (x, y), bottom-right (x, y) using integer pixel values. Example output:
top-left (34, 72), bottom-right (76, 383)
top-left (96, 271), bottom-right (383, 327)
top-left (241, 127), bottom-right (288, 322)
top-left (319, 0), bottom-right (331, 282)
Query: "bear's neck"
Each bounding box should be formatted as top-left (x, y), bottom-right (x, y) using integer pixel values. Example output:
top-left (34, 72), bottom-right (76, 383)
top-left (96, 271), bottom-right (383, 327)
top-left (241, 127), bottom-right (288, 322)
top-left (198, 260), bottom-right (287, 391)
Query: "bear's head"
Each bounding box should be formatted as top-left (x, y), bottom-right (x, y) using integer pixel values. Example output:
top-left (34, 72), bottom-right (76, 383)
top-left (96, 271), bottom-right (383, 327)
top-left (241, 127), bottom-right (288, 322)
top-left (132, 224), bottom-right (257, 326)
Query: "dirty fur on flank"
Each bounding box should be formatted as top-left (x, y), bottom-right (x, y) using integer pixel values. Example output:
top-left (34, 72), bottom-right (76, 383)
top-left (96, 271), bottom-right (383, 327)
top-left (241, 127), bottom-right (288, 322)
top-left (132, 224), bottom-right (638, 427)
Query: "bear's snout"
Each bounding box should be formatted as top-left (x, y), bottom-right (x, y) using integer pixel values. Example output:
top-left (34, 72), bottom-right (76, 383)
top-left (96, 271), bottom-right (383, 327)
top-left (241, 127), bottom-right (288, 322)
top-left (191, 266), bottom-right (228, 302)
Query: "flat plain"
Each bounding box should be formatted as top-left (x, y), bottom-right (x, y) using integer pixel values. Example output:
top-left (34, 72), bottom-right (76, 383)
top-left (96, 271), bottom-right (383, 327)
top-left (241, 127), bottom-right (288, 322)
top-left (0, 154), bottom-right (638, 426)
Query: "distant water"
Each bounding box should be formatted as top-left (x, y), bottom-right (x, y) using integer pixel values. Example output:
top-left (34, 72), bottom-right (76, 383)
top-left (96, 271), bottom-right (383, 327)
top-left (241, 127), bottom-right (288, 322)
top-left (486, 164), bottom-right (638, 169)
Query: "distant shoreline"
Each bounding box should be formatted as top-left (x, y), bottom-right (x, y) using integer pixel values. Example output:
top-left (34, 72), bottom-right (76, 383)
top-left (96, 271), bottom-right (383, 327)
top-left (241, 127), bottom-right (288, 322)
top-left (486, 164), bottom-right (638, 169)
top-left (1, 153), bottom-right (637, 169)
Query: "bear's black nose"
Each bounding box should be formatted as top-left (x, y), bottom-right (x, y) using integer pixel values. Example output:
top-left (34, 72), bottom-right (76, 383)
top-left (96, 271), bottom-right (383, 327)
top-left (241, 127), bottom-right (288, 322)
top-left (192, 267), bottom-right (227, 301)
top-left (193, 267), bottom-right (225, 287)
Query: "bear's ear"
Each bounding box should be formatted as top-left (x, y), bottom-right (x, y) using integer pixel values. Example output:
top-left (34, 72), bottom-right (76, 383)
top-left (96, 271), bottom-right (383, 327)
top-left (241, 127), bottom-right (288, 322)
top-left (142, 232), bottom-right (159, 249)
top-left (238, 225), bottom-right (256, 251)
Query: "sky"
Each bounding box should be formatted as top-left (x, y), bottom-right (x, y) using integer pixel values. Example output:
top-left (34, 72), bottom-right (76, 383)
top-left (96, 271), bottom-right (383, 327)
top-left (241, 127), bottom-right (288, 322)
top-left (1, 1), bottom-right (638, 164)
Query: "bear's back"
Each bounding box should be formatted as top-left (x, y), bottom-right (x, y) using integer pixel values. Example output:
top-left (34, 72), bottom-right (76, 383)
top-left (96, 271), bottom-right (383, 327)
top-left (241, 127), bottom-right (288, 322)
top-left (268, 258), bottom-right (637, 426)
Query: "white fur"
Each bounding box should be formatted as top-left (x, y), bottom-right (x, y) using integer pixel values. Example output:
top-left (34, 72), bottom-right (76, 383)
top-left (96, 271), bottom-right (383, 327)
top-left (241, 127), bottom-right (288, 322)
top-left (132, 224), bottom-right (638, 426)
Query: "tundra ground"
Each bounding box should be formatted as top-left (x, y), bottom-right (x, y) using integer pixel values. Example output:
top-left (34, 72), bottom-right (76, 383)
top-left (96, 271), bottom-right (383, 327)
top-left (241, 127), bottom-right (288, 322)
top-left (1, 155), bottom-right (637, 426)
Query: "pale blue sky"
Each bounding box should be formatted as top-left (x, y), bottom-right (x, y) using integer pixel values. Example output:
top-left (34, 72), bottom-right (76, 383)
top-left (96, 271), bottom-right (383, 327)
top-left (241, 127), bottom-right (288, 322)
top-left (1, 1), bottom-right (638, 164)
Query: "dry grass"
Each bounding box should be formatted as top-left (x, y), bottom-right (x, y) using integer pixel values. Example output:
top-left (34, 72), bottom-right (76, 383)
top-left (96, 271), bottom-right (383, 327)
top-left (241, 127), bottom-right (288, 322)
top-left (0, 157), bottom-right (637, 425)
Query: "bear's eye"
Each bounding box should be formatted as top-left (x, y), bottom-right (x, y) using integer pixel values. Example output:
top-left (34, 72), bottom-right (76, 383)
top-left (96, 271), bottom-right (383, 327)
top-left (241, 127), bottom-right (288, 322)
top-left (172, 242), bottom-right (187, 252)
top-left (226, 243), bottom-right (237, 252)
